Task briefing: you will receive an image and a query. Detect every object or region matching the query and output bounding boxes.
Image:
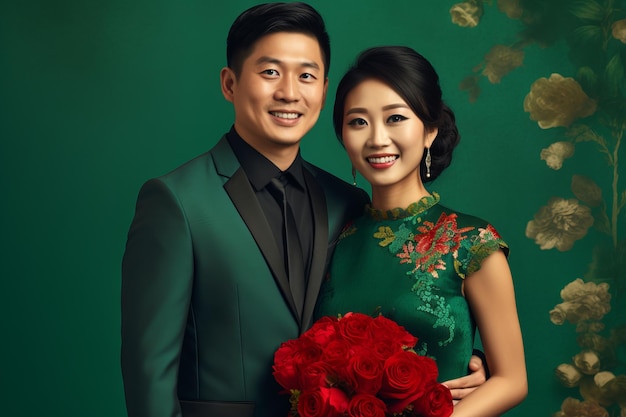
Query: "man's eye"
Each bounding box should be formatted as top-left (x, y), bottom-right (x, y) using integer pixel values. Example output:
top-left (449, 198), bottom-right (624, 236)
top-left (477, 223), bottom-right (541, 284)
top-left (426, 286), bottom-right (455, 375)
top-left (261, 69), bottom-right (279, 76)
top-left (301, 73), bottom-right (316, 80)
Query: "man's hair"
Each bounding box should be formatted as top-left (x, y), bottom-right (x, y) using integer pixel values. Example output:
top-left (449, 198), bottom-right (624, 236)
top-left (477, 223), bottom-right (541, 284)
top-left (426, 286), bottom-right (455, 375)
top-left (226, 2), bottom-right (331, 77)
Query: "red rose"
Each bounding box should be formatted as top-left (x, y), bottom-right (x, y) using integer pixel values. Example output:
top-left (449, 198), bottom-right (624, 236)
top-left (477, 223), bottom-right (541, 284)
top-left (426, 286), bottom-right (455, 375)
top-left (292, 337), bottom-right (324, 367)
top-left (367, 337), bottom-right (405, 361)
top-left (320, 339), bottom-right (353, 384)
top-left (339, 313), bottom-right (374, 345)
top-left (274, 314), bottom-right (444, 417)
top-left (273, 339), bottom-right (301, 390)
top-left (412, 381), bottom-right (453, 417)
top-left (371, 315), bottom-right (417, 349)
top-left (379, 351), bottom-right (432, 413)
top-left (414, 354), bottom-right (439, 382)
top-left (321, 339), bottom-right (352, 367)
top-left (299, 361), bottom-right (332, 391)
top-left (274, 338), bottom-right (324, 390)
top-left (347, 350), bottom-right (384, 395)
top-left (347, 394), bottom-right (387, 417)
top-left (298, 387), bottom-right (349, 417)
top-left (305, 316), bottom-right (339, 347)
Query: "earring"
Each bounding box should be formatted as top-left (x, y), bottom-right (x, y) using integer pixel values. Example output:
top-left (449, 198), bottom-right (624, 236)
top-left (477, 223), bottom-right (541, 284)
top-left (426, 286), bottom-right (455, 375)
top-left (425, 148), bottom-right (432, 178)
top-left (351, 166), bottom-right (357, 186)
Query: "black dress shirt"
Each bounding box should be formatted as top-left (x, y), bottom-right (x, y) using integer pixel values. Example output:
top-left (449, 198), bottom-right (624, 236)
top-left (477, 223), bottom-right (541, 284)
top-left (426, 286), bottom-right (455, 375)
top-left (226, 128), bottom-right (314, 282)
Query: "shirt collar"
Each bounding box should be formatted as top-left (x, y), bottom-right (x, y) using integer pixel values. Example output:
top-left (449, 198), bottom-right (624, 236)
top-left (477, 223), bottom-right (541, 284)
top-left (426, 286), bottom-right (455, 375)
top-left (226, 127), bottom-right (306, 191)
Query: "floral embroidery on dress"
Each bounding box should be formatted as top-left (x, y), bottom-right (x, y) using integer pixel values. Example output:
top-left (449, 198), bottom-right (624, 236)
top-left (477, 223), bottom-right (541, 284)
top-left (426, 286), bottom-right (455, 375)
top-left (409, 212), bottom-right (474, 279)
top-left (373, 210), bottom-right (475, 347)
top-left (463, 224), bottom-right (508, 278)
top-left (374, 226), bottom-right (395, 247)
top-left (365, 194), bottom-right (507, 351)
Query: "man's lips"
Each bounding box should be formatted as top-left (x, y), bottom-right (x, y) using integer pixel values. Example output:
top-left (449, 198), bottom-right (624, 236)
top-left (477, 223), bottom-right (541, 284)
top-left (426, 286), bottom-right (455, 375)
top-left (269, 111), bottom-right (301, 119)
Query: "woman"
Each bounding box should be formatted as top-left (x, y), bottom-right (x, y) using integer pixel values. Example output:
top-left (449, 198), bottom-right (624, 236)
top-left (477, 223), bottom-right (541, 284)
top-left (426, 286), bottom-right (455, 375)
top-left (315, 46), bottom-right (527, 416)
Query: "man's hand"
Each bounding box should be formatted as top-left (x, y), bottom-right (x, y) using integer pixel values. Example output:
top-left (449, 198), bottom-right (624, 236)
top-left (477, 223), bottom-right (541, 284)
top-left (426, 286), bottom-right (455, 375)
top-left (441, 354), bottom-right (487, 403)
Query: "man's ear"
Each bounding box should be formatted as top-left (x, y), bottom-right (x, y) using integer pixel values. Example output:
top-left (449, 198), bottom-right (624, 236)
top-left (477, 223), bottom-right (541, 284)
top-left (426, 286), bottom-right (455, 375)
top-left (220, 67), bottom-right (236, 103)
top-left (320, 77), bottom-right (329, 109)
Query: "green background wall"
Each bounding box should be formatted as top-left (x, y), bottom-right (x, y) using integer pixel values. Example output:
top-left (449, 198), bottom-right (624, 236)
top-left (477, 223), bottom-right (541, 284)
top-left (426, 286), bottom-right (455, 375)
top-left (2, 1), bottom-right (624, 416)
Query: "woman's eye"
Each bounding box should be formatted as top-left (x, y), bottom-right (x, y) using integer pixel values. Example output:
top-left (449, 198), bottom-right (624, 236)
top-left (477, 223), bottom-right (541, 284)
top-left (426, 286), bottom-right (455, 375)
top-left (388, 114), bottom-right (407, 123)
top-left (347, 118), bottom-right (367, 127)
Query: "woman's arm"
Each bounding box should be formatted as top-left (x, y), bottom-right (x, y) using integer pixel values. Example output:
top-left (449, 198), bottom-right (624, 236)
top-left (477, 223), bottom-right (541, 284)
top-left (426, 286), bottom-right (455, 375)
top-left (451, 250), bottom-right (527, 417)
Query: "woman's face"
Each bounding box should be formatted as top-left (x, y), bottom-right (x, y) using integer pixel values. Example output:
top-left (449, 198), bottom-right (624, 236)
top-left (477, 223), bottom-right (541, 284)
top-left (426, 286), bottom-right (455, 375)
top-left (341, 78), bottom-right (437, 193)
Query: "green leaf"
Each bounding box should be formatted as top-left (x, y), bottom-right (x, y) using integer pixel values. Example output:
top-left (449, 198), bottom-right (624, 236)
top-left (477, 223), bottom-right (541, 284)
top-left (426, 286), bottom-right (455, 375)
top-left (605, 53), bottom-right (626, 97)
top-left (593, 205), bottom-right (612, 235)
top-left (576, 66), bottom-right (599, 97)
top-left (572, 175), bottom-right (603, 207)
top-left (569, 0), bottom-right (605, 22)
top-left (601, 97), bottom-right (626, 122)
top-left (569, 25), bottom-right (604, 45)
top-left (584, 241), bottom-right (623, 282)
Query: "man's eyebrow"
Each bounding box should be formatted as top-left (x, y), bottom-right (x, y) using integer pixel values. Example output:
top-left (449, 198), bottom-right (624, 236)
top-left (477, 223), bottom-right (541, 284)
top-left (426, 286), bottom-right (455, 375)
top-left (255, 56), bottom-right (321, 70)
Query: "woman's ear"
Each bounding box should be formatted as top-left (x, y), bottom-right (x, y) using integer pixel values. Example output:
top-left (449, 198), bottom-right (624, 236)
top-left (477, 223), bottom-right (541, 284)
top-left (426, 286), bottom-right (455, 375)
top-left (426, 127), bottom-right (439, 148)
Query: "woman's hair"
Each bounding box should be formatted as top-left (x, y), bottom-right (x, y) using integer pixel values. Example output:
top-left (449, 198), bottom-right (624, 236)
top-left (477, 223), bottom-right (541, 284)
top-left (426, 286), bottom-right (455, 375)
top-left (227, 2), bottom-right (331, 78)
top-left (333, 46), bottom-right (460, 182)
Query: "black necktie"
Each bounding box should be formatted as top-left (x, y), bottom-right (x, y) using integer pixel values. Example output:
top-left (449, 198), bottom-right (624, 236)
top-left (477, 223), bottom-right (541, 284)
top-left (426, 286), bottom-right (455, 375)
top-left (268, 176), bottom-right (305, 316)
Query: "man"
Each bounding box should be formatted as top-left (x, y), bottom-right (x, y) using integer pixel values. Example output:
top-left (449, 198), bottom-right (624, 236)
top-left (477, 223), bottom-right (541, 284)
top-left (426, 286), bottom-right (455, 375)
top-left (121, 3), bottom-right (485, 417)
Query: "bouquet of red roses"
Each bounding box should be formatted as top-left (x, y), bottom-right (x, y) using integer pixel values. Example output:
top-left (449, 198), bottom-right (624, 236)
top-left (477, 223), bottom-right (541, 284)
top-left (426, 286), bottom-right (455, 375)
top-left (273, 313), bottom-right (453, 417)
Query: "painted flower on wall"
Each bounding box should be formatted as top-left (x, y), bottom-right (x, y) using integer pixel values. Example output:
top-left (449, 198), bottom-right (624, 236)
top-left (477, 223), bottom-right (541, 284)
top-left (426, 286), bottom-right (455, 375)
top-left (450, 0), bottom-right (482, 28)
top-left (482, 45), bottom-right (524, 83)
top-left (496, 0), bottom-right (523, 20)
top-left (523, 74), bottom-right (597, 129)
top-left (525, 198), bottom-right (594, 251)
top-left (549, 279), bottom-right (611, 325)
top-left (549, 277), bottom-right (626, 414)
top-left (540, 141), bottom-right (575, 170)
top-left (612, 19), bottom-right (626, 43)
top-left (449, 1), bottom-right (625, 415)
top-left (556, 364), bottom-right (583, 388)
top-left (553, 397), bottom-right (610, 417)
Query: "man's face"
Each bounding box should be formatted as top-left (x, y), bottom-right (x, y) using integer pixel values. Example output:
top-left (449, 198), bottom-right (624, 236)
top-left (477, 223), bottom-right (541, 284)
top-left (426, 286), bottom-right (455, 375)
top-left (221, 32), bottom-right (328, 158)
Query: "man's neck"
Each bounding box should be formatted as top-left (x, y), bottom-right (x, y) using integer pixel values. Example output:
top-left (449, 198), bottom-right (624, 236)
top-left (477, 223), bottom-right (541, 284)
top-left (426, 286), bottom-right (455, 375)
top-left (234, 131), bottom-right (301, 171)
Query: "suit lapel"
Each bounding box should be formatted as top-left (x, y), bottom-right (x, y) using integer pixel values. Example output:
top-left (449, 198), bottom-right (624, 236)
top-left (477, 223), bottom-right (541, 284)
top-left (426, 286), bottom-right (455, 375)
top-left (301, 168), bottom-right (328, 331)
top-left (213, 138), bottom-right (301, 323)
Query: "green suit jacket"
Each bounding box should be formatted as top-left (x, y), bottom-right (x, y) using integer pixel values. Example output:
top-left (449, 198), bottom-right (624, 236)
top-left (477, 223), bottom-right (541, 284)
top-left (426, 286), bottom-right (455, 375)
top-left (121, 136), bottom-right (369, 417)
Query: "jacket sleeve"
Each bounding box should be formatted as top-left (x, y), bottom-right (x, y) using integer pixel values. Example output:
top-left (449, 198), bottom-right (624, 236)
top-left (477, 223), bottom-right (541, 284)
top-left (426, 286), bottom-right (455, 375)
top-left (121, 178), bottom-right (193, 417)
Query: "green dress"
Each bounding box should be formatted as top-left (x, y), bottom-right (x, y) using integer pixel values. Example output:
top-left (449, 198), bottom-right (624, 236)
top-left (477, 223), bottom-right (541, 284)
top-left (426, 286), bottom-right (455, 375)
top-left (314, 193), bottom-right (508, 382)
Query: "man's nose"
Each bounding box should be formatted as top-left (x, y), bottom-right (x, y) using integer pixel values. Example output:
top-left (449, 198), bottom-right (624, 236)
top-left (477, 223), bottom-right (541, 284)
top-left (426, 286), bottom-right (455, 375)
top-left (275, 77), bottom-right (300, 102)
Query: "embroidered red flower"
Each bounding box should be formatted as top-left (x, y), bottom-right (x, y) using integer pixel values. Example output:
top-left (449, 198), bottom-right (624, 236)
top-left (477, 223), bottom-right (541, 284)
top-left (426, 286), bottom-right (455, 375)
top-left (273, 313), bottom-right (452, 417)
top-left (401, 212), bottom-right (474, 277)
